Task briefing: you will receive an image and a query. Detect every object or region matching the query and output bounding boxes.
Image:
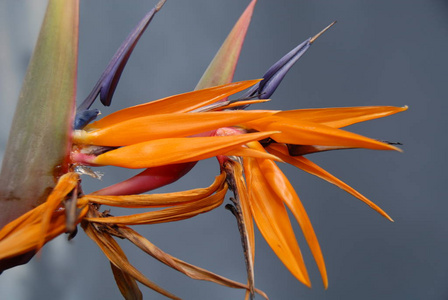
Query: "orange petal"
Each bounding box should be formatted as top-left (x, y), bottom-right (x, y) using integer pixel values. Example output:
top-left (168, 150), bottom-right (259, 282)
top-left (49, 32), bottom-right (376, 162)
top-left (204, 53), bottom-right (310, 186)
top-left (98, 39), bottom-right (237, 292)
top-left (87, 80), bottom-right (261, 129)
top-left (268, 144), bottom-right (393, 221)
top-left (0, 205), bottom-right (88, 260)
top-left (93, 131), bottom-right (278, 169)
top-left (0, 173), bottom-right (86, 260)
top-left (0, 211), bottom-right (65, 259)
top-left (246, 117), bottom-right (400, 151)
top-left (76, 110), bottom-right (274, 146)
top-left (0, 204), bottom-right (48, 240)
top-left (244, 157), bottom-right (311, 287)
top-left (275, 106), bottom-right (408, 128)
top-left (249, 142), bottom-right (327, 288)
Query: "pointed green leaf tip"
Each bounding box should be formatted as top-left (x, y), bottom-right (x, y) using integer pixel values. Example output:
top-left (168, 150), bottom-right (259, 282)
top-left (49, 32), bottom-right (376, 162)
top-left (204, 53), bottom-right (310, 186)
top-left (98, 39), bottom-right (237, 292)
top-left (0, 0), bottom-right (79, 227)
top-left (195, 0), bottom-right (257, 90)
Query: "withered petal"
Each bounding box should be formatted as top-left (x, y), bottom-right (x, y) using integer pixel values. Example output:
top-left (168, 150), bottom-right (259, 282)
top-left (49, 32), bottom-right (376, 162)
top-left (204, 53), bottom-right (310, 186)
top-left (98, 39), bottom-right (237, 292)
top-left (110, 262), bottom-right (143, 300)
top-left (118, 226), bottom-right (269, 299)
top-left (85, 182), bottom-right (227, 225)
top-left (39, 172), bottom-right (79, 249)
top-left (224, 161), bottom-right (256, 298)
top-left (84, 172), bottom-right (226, 208)
top-left (82, 220), bottom-right (180, 300)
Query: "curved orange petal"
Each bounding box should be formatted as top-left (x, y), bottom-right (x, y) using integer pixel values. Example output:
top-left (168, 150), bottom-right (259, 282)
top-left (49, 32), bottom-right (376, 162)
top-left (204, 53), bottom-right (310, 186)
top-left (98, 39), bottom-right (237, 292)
top-left (246, 117), bottom-right (400, 151)
top-left (0, 204), bottom-right (48, 240)
top-left (93, 131), bottom-right (278, 169)
top-left (275, 106), bottom-right (408, 128)
top-left (244, 157), bottom-right (311, 287)
top-left (249, 142), bottom-right (327, 288)
top-left (257, 161), bottom-right (327, 288)
top-left (88, 79), bottom-right (261, 129)
top-left (0, 175), bottom-right (80, 251)
top-left (267, 144), bottom-right (393, 221)
top-left (0, 205), bottom-right (88, 260)
top-left (76, 110), bottom-right (274, 146)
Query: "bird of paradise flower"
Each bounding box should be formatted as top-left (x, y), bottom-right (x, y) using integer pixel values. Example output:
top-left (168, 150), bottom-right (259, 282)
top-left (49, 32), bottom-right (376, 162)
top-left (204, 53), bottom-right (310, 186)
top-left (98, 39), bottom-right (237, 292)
top-left (0, 0), bottom-right (406, 299)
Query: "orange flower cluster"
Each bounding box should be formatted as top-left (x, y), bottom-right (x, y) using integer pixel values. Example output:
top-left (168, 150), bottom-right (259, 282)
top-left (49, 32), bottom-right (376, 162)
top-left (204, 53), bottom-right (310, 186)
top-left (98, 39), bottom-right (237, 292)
top-left (0, 0), bottom-right (407, 298)
top-left (0, 78), bottom-right (406, 298)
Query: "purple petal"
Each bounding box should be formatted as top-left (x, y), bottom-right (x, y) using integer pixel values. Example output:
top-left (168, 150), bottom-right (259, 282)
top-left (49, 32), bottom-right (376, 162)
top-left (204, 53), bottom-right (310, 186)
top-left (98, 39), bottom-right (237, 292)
top-left (240, 21), bottom-right (336, 102)
top-left (236, 38), bottom-right (310, 107)
top-left (256, 38), bottom-right (311, 99)
top-left (77, 0), bottom-right (166, 111)
top-left (74, 109), bottom-right (100, 129)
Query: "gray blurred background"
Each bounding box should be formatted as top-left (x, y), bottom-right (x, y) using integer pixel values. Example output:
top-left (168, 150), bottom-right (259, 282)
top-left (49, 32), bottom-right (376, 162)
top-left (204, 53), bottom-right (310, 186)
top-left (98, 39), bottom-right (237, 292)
top-left (0, 0), bottom-right (447, 299)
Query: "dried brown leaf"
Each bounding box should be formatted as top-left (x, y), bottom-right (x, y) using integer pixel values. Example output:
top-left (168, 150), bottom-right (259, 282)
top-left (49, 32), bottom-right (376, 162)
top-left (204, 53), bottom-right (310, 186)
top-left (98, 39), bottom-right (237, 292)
top-left (110, 262), bottom-right (143, 300)
top-left (82, 220), bottom-right (180, 300)
top-left (118, 226), bottom-right (269, 300)
top-left (223, 160), bottom-right (256, 299)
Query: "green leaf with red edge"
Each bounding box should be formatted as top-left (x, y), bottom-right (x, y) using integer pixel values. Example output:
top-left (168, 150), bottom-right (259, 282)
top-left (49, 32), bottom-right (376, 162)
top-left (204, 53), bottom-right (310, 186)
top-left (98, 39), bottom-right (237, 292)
top-left (0, 0), bottom-right (79, 228)
top-left (195, 0), bottom-right (257, 90)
